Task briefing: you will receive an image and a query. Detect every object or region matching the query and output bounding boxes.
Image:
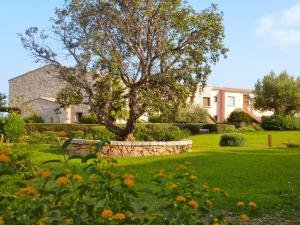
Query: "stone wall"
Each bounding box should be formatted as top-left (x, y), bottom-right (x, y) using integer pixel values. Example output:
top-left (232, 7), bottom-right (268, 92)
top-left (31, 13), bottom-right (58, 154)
top-left (67, 139), bottom-right (192, 157)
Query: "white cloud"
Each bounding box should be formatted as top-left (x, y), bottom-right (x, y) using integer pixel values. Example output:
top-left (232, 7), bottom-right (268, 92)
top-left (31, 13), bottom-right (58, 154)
top-left (256, 2), bottom-right (300, 49)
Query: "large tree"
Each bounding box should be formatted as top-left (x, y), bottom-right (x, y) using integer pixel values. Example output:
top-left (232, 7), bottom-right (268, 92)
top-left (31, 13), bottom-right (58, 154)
top-left (254, 71), bottom-right (300, 115)
top-left (20, 0), bottom-right (227, 140)
top-left (0, 92), bottom-right (6, 109)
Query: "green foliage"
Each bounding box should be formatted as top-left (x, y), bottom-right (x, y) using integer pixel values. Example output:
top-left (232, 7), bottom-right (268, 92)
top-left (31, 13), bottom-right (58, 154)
top-left (261, 115), bottom-right (300, 131)
top-left (175, 104), bottom-right (208, 123)
top-left (174, 123), bottom-right (205, 135)
top-left (3, 113), bottom-right (25, 143)
top-left (79, 115), bottom-right (98, 124)
top-left (27, 131), bottom-right (59, 144)
top-left (90, 126), bottom-right (117, 142)
top-left (219, 133), bottom-right (247, 146)
top-left (0, 92), bottom-right (6, 108)
top-left (23, 113), bottom-right (44, 123)
top-left (203, 124), bottom-right (236, 133)
top-left (227, 111), bottom-right (256, 124)
top-left (254, 71), bottom-right (300, 115)
top-left (237, 127), bottom-right (256, 132)
top-left (0, 117), bottom-right (5, 135)
top-left (134, 124), bottom-right (190, 141)
top-left (72, 130), bottom-right (86, 139)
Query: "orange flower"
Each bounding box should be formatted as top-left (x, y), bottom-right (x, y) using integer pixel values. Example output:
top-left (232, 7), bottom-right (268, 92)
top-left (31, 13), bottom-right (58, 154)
top-left (212, 187), bottom-right (220, 193)
top-left (0, 150), bottom-right (9, 155)
top-left (190, 175), bottom-right (198, 180)
top-left (176, 196), bottom-right (186, 202)
top-left (111, 163), bottom-right (117, 168)
top-left (212, 223), bottom-right (220, 225)
top-left (167, 183), bottom-right (177, 190)
top-left (0, 216), bottom-right (4, 225)
top-left (189, 200), bottom-right (199, 209)
top-left (64, 218), bottom-right (73, 225)
top-left (124, 178), bottom-right (134, 188)
top-left (16, 187), bottom-right (38, 197)
top-left (73, 174), bottom-right (83, 183)
top-left (0, 154), bottom-right (9, 162)
top-left (57, 176), bottom-right (70, 185)
top-left (240, 214), bottom-right (249, 221)
top-left (123, 174), bottom-right (135, 180)
top-left (37, 170), bottom-right (52, 178)
top-left (38, 216), bottom-right (49, 225)
top-left (101, 209), bottom-right (113, 218)
top-left (113, 213), bottom-right (126, 220)
top-left (157, 170), bottom-right (166, 177)
top-left (237, 201), bottom-right (245, 207)
top-left (205, 199), bottom-right (213, 207)
top-left (248, 201), bottom-right (257, 208)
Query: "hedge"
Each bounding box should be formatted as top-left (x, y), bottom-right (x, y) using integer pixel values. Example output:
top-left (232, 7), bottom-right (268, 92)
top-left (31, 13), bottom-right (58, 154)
top-left (219, 133), bottom-right (247, 146)
top-left (261, 115), bottom-right (300, 131)
top-left (203, 124), bottom-right (236, 133)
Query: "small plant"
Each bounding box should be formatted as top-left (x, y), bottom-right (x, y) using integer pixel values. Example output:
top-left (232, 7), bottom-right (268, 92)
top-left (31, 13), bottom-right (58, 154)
top-left (227, 111), bottom-right (256, 124)
top-left (237, 127), bottom-right (256, 132)
top-left (219, 133), bottom-right (247, 147)
top-left (3, 113), bottom-right (25, 143)
top-left (27, 131), bottom-right (59, 144)
top-left (23, 113), bottom-right (44, 123)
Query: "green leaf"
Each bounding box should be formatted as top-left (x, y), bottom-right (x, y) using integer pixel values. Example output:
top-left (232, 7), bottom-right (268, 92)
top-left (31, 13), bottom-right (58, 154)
top-left (68, 155), bottom-right (82, 161)
top-left (81, 153), bottom-right (98, 163)
top-left (42, 159), bottom-right (63, 165)
top-left (62, 138), bottom-right (73, 151)
top-left (14, 181), bottom-right (27, 188)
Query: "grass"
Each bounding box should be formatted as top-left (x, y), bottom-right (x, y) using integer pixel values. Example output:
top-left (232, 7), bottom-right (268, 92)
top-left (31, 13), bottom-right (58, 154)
top-left (1, 131), bottom-right (300, 219)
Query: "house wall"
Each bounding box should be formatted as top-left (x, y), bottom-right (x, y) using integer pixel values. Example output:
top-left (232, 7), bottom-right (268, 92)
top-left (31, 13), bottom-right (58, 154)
top-left (224, 92), bottom-right (244, 120)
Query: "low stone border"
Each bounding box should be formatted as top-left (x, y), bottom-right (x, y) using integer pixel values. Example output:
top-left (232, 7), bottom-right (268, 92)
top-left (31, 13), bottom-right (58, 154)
top-left (67, 139), bottom-right (192, 157)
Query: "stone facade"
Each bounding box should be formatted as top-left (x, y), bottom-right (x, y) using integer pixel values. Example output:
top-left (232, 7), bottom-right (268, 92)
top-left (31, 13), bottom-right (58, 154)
top-left (9, 65), bottom-right (90, 123)
top-left (67, 139), bottom-right (192, 157)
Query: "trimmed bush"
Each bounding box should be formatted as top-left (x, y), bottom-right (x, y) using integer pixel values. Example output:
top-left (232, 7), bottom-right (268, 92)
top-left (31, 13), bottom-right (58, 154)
top-left (203, 124), bottom-right (236, 133)
top-left (90, 126), bottom-right (117, 141)
top-left (227, 111), bottom-right (256, 124)
top-left (134, 124), bottom-right (190, 141)
top-left (79, 116), bottom-right (98, 124)
top-left (175, 105), bottom-right (208, 123)
top-left (261, 115), bottom-right (300, 131)
top-left (23, 113), bottom-right (44, 123)
top-left (4, 113), bottom-right (25, 142)
top-left (174, 123), bottom-right (204, 135)
top-left (219, 133), bottom-right (247, 146)
top-left (237, 127), bottom-right (256, 132)
top-left (27, 131), bottom-right (59, 144)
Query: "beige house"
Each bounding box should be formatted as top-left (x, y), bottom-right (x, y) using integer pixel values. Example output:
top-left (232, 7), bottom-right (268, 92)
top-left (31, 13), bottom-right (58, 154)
top-left (9, 65), bottom-right (89, 123)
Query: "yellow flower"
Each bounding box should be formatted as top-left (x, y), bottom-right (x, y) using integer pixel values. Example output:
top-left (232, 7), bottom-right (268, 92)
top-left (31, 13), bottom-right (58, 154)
top-left (190, 175), bottom-right (198, 180)
top-left (176, 196), bottom-right (186, 202)
top-left (248, 201), bottom-right (257, 208)
top-left (113, 213), bottom-right (126, 220)
top-left (123, 174), bottom-right (135, 180)
top-left (38, 216), bottom-right (49, 225)
top-left (157, 170), bottom-right (166, 177)
top-left (64, 218), bottom-right (73, 225)
top-left (101, 209), bottom-right (113, 218)
top-left (0, 154), bottom-right (9, 162)
top-left (212, 187), bottom-right (220, 193)
top-left (240, 214), bottom-right (249, 221)
top-left (57, 176), bottom-right (70, 185)
top-left (237, 201), bottom-right (245, 207)
top-left (89, 174), bottom-right (96, 181)
top-left (37, 170), bottom-right (52, 178)
top-left (202, 182), bottom-right (209, 191)
top-left (73, 174), bottom-right (83, 183)
top-left (212, 223), bottom-right (220, 225)
top-left (16, 187), bottom-right (38, 197)
top-left (189, 200), bottom-right (199, 209)
top-left (205, 199), bottom-right (213, 207)
top-left (0, 216), bottom-right (4, 225)
top-left (178, 164), bottom-right (187, 170)
top-left (167, 183), bottom-right (177, 190)
top-left (124, 178), bottom-right (134, 188)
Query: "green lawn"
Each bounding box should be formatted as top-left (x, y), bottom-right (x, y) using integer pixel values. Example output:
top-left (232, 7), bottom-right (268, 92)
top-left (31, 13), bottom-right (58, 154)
top-left (1, 131), bottom-right (300, 220)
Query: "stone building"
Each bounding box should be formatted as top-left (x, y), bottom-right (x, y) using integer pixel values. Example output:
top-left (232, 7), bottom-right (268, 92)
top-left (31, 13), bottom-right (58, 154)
top-left (9, 64), bottom-right (90, 123)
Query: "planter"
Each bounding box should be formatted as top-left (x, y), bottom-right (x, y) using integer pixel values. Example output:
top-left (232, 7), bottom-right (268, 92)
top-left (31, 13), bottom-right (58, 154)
top-left (67, 139), bottom-right (192, 157)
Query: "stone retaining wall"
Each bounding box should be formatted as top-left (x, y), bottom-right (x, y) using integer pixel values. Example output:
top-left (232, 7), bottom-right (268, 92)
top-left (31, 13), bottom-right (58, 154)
top-left (67, 139), bottom-right (192, 157)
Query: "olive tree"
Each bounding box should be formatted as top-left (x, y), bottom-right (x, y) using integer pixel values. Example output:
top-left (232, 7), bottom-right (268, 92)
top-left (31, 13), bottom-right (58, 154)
top-left (20, 0), bottom-right (227, 140)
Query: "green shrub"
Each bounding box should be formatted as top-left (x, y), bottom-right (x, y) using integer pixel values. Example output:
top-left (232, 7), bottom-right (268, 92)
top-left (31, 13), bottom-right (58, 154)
top-left (90, 126), bottom-right (117, 141)
top-left (175, 105), bottom-right (208, 123)
top-left (0, 117), bottom-right (5, 134)
top-left (27, 131), bottom-right (59, 144)
top-left (134, 124), bottom-right (190, 141)
top-left (4, 113), bottom-right (25, 142)
top-left (227, 111), bottom-right (256, 124)
top-left (203, 124), bottom-right (236, 133)
top-left (237, 127), bottom-right (256, 132)
top-left (72, 130), bottom-right (86, 139)
top-left (261, 115), bottom-right (300, 131)
top-left (250, 123), bottom-right (264, 131)
top-left (219, 133), bottom-right (247, 146)
top-left (79, 116), bottom-right (98, 124)
top-left (23, 113), bottom-right (44, 123)
top-left (174, 123), bottom-right (204, 135)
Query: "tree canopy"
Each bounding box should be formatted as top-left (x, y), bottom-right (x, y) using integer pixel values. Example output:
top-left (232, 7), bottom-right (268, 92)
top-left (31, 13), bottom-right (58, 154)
top-left (20, 0), bottom-right (227, 140)
top-left (254, 71), bottom-right (300, 115)
top-left (0, 92), bottom-right (6, 109)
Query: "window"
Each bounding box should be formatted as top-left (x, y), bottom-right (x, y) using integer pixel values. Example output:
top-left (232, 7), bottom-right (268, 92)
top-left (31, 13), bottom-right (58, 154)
top-left (214, 96), bottom-right (218, 102)
top-left (76, 112), bottom-right (83, 122)
top-left (227, 96), bottom-right (235, 107)
top-left (203, 97), bottom-right (211, 107)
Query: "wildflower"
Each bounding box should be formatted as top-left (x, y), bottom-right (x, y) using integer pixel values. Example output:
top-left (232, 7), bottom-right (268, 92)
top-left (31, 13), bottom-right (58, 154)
top-left (223, 193), bottom-right (230, 199)
top-left (189, 200), bottom-right (199, 209)
top-left (202, 182), bottom-right (209, 191)
top-left (123, 174), bottom-right (135, 180)
top-left (248, 201), bottom-right (257, 208)
top-left (176, 196), bottom-right (186, 202)
top-left (89, 174), bottom-right (96, 181)
top-left (0, 154), bottom-right (9, 162)
top-left (73, 174), bottom-right (83, 183)
top-left (224, 215), bottom-right (230, 223)
top-left (101, 209), bottom-right (113, 218)
top-left (157, 170), bottom-right (166, 177)
top-left (205, 199), bottom-right (213, 207)
top-left (38, 216), bottom-right (49, 225)
top-left (240, 214), bottom-right (249, 221)
top-left (16, 187), bottom-right (38, 197)
top-left (167, 183), bottom-right (177, 190)
top-left (190, 175), bottom-right (198, 180)
top-left (178, 164), bottom-right (187, 170)
top-left (0, 150), bottom-right (9, 155)
top-left (212, 187), bottom-right (220, 193)
top-left (212, 223), bottom-right (220, 225)
top-left (110, 172), bottom-right (116, 178)
top-left (111, 163), bottom-right (117, 168)
top-left (57, 176), bottom-right (70, 185)
top-left (64, 218), bottom-right (73, 225)
top-left (113, 213), bottom-right (126, 220)
top-left (237, 201), bottom-right (245, 207)
top-left (0, 216), bottom-right (4, 225)
top-left (37, 170), bottom-right (52, 178)
top-left (124, 178), bottom-right (134, 188)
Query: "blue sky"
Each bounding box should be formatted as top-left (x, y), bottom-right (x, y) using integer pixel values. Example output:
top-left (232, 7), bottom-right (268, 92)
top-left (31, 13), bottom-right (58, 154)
top-left (1, 0), bottom-right (300, 96)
